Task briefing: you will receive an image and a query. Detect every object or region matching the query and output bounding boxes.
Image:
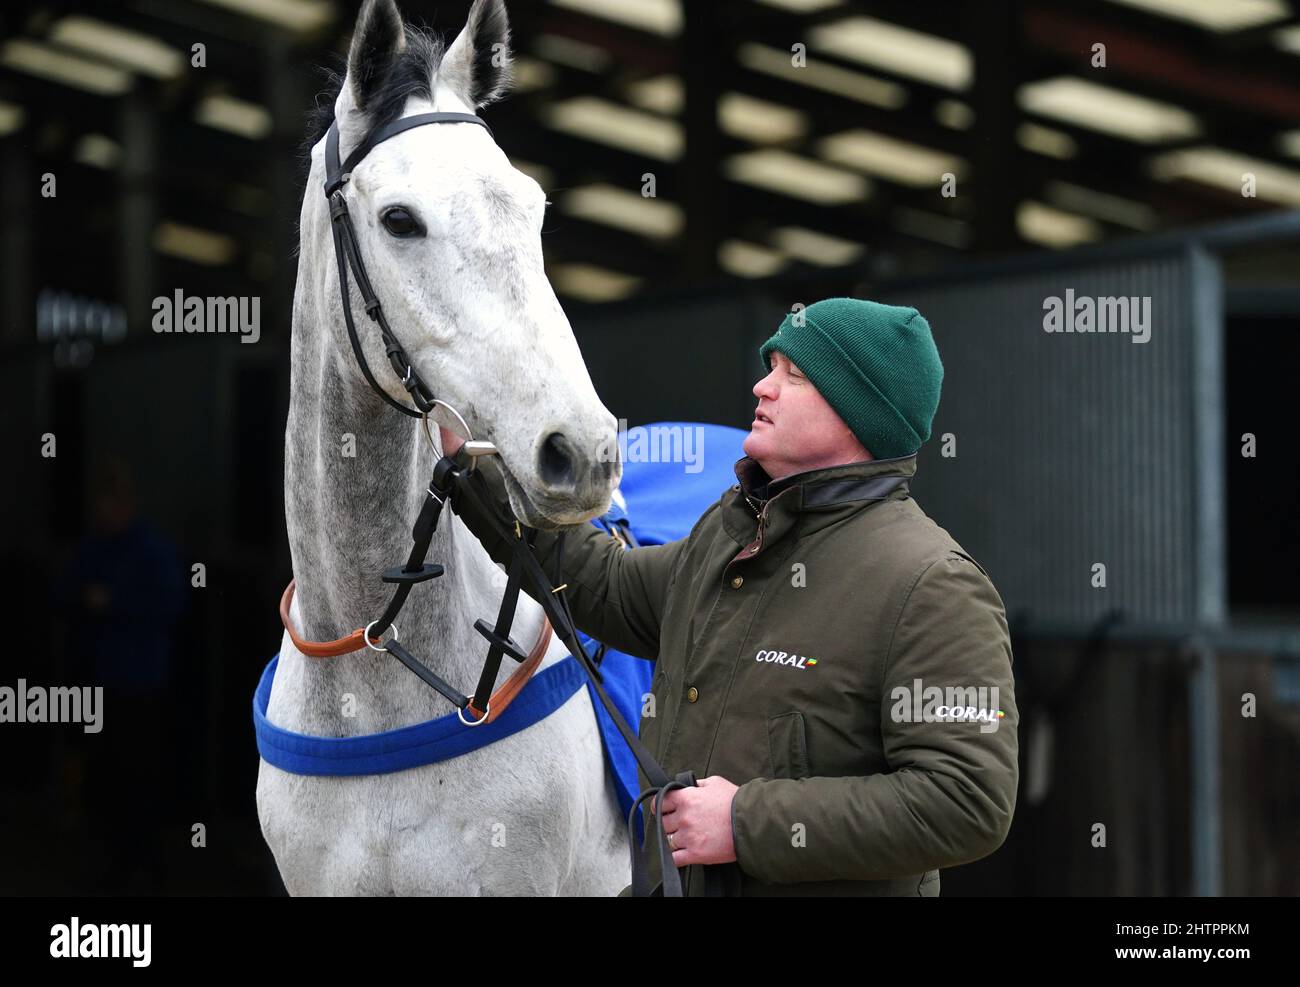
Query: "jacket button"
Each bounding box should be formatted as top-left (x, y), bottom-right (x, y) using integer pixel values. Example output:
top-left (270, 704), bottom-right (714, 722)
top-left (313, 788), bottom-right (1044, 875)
top-left (730, 576), bottom-right (743, 588)
top-left (687, 687), bottom-right (699, 702)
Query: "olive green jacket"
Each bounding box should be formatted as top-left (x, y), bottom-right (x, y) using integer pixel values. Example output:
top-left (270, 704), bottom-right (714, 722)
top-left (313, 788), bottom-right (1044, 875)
top-left (450, 452), bottom-right (1019, 896)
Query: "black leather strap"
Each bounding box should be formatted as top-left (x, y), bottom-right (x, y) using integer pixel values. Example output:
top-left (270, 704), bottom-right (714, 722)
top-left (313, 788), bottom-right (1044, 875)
top-left (456, 471), bottom-right (703, 897)
top-left (321, 112), bottom-right (491, 418)
top-left (384, 639), bottom-right (471, 708)
top-left (325, 113), bottom-right (491, 195)
top-left (342, 112), bottom-right (492, 187)
top-left (469, 550), bottom-right (525, 714)
top-left (328, 201), bottom-right (426, 419)
top-left (457, 468), bottom-right (674, 791)
top-left (369, 474), bottom-right (449, 636)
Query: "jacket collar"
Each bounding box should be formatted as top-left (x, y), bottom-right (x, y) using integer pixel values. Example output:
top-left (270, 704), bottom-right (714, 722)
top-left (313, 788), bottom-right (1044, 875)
top-left (723, 453), bottom-right (916, 545)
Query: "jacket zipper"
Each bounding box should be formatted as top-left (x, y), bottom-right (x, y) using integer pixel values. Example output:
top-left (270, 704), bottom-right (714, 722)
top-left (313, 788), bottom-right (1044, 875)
top-left (738, 497), bottom-right (775, 559)
top-left (735, 484), bottom-right (793, 561)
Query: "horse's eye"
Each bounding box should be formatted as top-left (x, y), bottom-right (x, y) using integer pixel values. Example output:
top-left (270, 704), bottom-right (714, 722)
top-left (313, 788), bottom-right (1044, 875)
top-left (381, 207), bottom-right (421, 237)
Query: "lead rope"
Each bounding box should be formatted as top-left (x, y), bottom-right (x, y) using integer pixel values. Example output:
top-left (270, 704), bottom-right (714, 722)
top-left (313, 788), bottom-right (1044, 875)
top-left (546, 520), bottom-right (700, 893)
top-left (342, 448), bottom-right (699, 895)
top-left (544, 517), bottom-right (695, 894)
top-left (457, 467), bottom-right (711, 896)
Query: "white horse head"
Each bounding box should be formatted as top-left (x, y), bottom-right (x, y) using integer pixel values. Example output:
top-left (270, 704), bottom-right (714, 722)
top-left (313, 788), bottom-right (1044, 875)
top-left (310, 0), bottom-right (619, 526)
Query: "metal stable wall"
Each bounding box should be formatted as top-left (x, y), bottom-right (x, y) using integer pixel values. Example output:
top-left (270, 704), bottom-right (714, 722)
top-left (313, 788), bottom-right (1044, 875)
top-left (570, 287), bottom-right (782, 434)
top-left (882, 245), bottom-right (1224, 627)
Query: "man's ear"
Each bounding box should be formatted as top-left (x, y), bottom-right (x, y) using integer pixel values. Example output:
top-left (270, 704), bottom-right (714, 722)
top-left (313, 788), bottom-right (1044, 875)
top-left (340, 0), bottom-right (407, 119)
top-left (439, 0), bottom-right (513, 110)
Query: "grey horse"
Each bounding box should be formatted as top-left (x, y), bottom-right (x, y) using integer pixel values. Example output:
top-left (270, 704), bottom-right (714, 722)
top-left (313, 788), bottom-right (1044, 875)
top-left (256, 0), bottom-right (627, 895)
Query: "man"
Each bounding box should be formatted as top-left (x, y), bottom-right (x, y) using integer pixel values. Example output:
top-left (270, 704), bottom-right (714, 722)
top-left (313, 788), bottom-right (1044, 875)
top-left (445, 297), bottom-right (1018, 896)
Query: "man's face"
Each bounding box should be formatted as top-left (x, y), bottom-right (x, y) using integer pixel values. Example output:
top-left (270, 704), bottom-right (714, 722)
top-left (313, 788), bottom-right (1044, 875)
top-left (742, 350), bottom-right (870, 481)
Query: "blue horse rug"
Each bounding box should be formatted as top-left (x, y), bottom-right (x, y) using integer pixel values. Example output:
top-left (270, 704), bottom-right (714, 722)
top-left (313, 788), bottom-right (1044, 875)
top-left (254, 422), bottom-right (749, 835)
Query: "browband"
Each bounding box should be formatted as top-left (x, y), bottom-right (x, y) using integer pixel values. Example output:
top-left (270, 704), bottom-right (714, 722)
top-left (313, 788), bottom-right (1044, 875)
top-left (324, 111), bottom-right (493, 196)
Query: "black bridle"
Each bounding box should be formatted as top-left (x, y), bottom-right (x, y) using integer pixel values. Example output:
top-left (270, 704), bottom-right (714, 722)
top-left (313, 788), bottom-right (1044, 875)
top-left (317, 111), bottom-right (732, 896)
top-left (324, 112), bottom-right (492, 418)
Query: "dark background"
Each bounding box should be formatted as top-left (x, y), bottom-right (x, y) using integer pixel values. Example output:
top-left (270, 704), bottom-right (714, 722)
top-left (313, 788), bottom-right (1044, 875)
top-left (0, 0), bottom-right (1297, 895)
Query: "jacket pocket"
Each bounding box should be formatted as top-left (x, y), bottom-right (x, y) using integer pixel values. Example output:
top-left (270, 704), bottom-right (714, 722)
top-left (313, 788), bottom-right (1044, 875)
top-left (766, 711), bottom-right (810, 779)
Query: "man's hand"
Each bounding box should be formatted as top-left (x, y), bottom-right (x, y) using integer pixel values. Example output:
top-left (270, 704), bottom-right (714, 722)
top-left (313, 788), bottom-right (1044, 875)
top-left (657, 775), bottom-right (740, 867)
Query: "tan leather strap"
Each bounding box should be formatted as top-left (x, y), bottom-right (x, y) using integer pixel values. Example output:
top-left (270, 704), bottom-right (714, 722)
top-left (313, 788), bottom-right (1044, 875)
top-left (279, 580), bottom-right (371, 657)
top-left (279, 579), bottom-right (553, 722)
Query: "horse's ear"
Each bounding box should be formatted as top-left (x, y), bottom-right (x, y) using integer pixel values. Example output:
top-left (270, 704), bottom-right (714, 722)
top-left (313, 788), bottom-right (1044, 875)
top-left (344, 0), bottom-right (406, 115)
top-left (439, 0), bottom-right (512, 110)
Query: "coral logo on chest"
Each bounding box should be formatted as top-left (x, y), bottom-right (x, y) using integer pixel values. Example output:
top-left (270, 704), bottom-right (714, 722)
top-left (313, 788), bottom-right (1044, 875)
top-left (755, 649), bottom-right (818, 669)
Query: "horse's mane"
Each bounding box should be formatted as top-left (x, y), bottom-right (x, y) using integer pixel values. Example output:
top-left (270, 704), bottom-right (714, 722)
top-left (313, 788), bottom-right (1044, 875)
top-left (301, 22), bottom-right (449, 176)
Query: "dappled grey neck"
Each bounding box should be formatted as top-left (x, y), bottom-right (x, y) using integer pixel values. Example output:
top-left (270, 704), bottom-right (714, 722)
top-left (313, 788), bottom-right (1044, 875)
top-left (281, 312), bottom-right (498, 728)
top-left (285, 348), bottom-right (430, 636)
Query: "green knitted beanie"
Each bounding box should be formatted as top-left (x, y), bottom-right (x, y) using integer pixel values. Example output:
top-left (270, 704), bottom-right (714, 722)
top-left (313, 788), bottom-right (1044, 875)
top-left (757, 297), bottom-right (943, 459)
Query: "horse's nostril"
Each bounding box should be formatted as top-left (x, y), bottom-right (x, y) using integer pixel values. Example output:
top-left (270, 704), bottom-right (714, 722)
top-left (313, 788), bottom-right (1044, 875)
top-left (538, 432), bottom-right (578, 489)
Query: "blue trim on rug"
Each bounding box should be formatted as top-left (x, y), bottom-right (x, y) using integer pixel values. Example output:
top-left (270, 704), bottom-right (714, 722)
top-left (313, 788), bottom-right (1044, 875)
top-left (253, 652), bottom-right (587, 776)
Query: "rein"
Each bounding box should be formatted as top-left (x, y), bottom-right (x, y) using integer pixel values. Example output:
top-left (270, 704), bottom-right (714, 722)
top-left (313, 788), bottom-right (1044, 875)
top-left (286, 108), bottom-right (713, 896)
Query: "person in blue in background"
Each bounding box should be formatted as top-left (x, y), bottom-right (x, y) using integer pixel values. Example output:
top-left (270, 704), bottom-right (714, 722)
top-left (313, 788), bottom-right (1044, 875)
top-left (56, 456), bottom-right (186, 891)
